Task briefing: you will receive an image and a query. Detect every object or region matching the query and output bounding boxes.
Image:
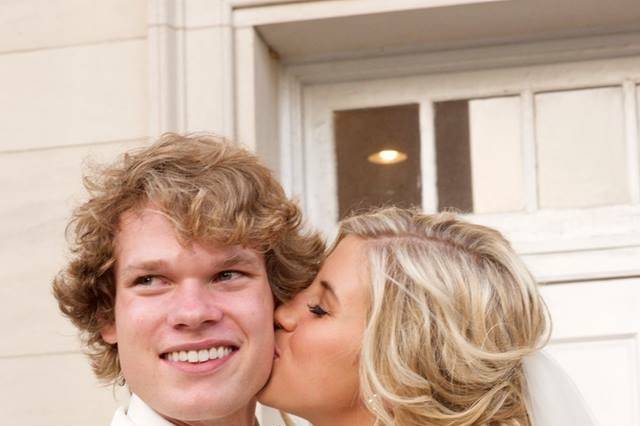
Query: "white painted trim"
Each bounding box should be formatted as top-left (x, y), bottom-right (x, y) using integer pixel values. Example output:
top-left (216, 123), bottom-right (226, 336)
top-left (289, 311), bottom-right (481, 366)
top-left (419, 101), bottom-right (438, 212)
top-left (233, 26), bottom-right (257, 149)
top-left (279, 69), bottom-right (306, 204)
top-left (230, 0), bottom-right (310, 8)
top-left (521, 90), bottom-right (538, 212)
top-left (232, 0), bottom-right (506, 27)
top-left (149, 0), bottom-right (238, 139)
top-left (286, 32), bottom-right (640, 84)
top-left (278, 69), bottom-right (294, 196)
top-left (295, 56), bottom-right (640, 256)
top-left (624, 80), bottom-right (640, 204)
top-left (148, 0), bottom-right (188, 137)
top-left (221, 3), bottom-right (236, 140)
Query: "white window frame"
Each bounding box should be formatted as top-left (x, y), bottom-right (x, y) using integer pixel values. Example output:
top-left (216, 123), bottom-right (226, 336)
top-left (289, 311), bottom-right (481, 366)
top-left (279, 33), bottom-right (640, 283)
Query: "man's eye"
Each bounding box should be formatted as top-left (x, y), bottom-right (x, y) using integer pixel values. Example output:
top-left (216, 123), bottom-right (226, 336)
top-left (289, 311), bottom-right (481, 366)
top-left (307, 304), bottom-right (328, 317)
top-left (215, 271), bottom-right (243, 282)
top-left (133, 275), bottom-right (157, 286)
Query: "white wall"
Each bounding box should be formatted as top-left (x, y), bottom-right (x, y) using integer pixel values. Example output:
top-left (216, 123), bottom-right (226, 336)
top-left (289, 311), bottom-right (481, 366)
top-left (0, 0), bottom-right (148, 423)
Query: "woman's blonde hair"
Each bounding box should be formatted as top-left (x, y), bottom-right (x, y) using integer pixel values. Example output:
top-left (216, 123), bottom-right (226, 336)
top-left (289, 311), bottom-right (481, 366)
top-left (337, 207), bottom-right (550, 426)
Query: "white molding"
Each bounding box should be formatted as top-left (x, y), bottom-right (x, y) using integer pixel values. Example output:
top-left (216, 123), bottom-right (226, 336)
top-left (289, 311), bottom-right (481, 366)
top-left (148, 0), bottom-right (237, 139)
top-left (278, 69), bottom-right (306, 203)
top-left (419, 101), bottom-right (438, 212)
top-left (148, 0), bottom-right (188, 137)
top-left (525, 245), bottom-right (640, 284)
top-left (286, 32), bottom-right (640, 84)
top-left (221, 3), bottom-right (236, 139)
top-left (624, 80), bottom-right (640, 204)
top-left (294, 54), bottom-right (640, 255)
top-left (232, 0), bottom-right (504, 27)
top-left (230, 0), bottom-right (311, 8)
top-left (521, 89), bottom-right (539, 212)
top-left (233, 26), bottom-right (257, 149)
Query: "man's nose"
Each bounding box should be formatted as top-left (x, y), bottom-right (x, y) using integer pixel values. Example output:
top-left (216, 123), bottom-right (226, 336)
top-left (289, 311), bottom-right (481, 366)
top-left (274, 298), bottom-right (298, 332)
top-left (167, 281), bottom-right (223, 329)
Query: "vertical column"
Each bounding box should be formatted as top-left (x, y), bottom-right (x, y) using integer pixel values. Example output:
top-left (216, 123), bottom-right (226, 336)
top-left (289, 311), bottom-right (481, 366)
top-left (233, 26), bottom-right (257, 149)
top-left (419, 101), bottom-right (438, 213)
top-left (148, 0), bottom-right (235, 138)
top-left (148, 0), bottom-right (187, 137)
top-left (623, 80), bottom-right (640, 204)
top-left (521, 89), bottom-right (539, 212)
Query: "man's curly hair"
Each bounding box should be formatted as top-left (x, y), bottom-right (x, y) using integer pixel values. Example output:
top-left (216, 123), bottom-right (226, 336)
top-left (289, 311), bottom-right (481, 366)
top-left (53, 133), bottom-right (325, 384)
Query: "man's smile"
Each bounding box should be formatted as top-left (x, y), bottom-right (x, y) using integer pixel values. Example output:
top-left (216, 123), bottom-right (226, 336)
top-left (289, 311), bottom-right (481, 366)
top-left (162, 345), bottom-right (237, 363)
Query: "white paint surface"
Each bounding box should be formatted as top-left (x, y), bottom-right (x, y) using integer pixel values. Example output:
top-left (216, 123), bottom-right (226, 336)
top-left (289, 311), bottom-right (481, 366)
top-left (536, 87), bottom-right (629, 209)
top-left (0, 0), bottom-right (147, 53)
top-left (0, 40), bottom-right (148, 152)
top-left (469, 96), bottom-right (524, 213)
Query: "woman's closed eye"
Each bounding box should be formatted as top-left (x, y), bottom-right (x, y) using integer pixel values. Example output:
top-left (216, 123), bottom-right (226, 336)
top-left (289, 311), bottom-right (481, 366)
top-left (307, 303), bottom-right (329, 317)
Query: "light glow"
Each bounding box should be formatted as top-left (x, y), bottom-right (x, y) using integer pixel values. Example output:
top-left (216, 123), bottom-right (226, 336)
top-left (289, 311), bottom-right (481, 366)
top-left (367, 149), bottom-right (408, 165)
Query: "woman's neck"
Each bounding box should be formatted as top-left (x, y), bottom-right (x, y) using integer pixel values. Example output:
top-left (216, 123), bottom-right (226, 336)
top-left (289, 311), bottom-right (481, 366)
top-left (307, 404), bottom-right (377, 426)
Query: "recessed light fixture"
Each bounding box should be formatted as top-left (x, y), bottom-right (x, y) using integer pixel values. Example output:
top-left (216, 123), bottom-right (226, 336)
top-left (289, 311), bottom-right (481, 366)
top-left (367, 149), bottom-right (408, 165)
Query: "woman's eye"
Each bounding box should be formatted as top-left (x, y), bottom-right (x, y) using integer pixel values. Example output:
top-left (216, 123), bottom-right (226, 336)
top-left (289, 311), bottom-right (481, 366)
top-left (307, 304), bottom-right (329, 317)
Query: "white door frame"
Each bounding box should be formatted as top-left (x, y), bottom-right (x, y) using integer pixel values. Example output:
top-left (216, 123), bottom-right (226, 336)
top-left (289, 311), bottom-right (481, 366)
top-left (281, 39), bottom-right (640, 426)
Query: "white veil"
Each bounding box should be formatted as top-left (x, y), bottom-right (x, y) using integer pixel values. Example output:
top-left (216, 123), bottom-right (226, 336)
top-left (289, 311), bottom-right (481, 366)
top-left (523, 350), bottom-right (600, 426)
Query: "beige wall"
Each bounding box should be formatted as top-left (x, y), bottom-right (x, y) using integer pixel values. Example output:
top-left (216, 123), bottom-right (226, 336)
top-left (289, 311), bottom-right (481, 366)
top-left (0, 1), bottom-right (242, 423)
top-left (0, 0), bottom-right (148, 423)
top-left (3, 1), bottom-right (638, 425)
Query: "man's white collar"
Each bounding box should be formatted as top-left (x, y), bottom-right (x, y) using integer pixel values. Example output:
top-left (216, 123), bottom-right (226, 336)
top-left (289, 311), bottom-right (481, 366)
top-left (110, 394), bottom-right (174, 426)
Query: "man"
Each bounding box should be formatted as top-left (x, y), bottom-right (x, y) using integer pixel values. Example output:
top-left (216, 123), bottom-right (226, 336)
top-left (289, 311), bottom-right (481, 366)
top-left (53, 133), bottom-right (324, 425)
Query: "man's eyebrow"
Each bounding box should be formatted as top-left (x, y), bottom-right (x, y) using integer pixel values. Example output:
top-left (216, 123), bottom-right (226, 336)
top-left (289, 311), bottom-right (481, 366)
top-left (320, 280), bottom-right (339, 305)
top-left (217, 251), bottom-right (261, 269)
top-left (122, 260), bottom-right (169, 273)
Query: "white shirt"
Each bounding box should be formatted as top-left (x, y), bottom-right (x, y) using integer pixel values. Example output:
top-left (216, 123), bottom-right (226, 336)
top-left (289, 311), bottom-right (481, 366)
top-left (109, 394), bottom-right (260, 426)
top-left (109, 394), bottom-right (174, 426)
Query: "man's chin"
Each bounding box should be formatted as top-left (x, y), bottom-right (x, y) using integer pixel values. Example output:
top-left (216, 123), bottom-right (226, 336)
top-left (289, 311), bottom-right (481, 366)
top-left (150, 394), bottom-right (256, 424)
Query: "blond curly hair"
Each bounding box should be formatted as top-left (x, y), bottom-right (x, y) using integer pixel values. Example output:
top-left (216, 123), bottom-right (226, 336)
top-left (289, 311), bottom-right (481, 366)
top-left (53, 133), bottom-right (324, 384)
top-left (338, 207), bottom-right (550, 426)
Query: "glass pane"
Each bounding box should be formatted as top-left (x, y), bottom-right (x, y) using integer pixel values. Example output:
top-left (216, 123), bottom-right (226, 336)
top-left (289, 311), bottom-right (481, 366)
top-left (434, 97), bottom-right (524, 213)
top-left (536, 87), bottom-right (629, 209)
top-left (469, 96), bottom-right (524, 213)
top-left (334, 104), bottom-right (421, 219)
top-left (434, 100), bottom-right (473, 212)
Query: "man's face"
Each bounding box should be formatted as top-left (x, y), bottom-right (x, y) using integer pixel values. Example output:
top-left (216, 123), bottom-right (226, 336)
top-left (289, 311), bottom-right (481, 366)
top-left (101, 205), bottom-right (274, 423)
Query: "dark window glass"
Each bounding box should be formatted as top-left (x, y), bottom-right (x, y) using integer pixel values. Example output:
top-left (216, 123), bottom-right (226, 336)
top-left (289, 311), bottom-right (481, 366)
top-left (334, 104), bottom-right (421, 219)
top-left (434, 100), bottom-right (473, 212)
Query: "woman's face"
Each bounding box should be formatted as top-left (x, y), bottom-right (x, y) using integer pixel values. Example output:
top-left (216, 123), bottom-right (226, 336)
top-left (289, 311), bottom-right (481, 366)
top-left (258, 236), bottom-right (374, 423)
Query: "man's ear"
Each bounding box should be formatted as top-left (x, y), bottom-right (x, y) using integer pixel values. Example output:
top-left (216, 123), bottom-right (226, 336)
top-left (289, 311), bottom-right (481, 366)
top-left (101, 323), bottom-right (117, 344)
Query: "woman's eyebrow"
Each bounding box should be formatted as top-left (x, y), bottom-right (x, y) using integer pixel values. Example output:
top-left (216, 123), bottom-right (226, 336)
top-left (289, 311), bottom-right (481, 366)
top-left (320, 280), bottom-right (340, 305)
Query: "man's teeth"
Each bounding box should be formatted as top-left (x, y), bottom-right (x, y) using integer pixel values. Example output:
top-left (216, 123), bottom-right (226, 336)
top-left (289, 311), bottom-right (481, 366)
top-left (166, 347), bottom-right (233, 363)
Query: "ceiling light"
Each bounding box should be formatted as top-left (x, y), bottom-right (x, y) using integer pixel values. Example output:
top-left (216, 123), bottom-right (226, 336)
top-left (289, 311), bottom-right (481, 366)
top-left (367, 149), bottom-right (408, 165)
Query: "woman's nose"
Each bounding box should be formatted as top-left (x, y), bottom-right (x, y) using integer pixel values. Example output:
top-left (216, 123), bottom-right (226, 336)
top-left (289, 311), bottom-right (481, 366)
top-left (274, 298), bottom-right (298, 332)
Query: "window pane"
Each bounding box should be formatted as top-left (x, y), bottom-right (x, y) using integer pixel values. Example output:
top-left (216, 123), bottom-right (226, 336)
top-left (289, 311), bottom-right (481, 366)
top-left (434, 100), bottom-right (473, 212)
top-left (334, 104), bottom-right (421, 219)
top-left (536, 87), bottom-right (629, 209)
top-left (434, 97), bottom-right (524, 213)
top-left (469, 96), bottom-right (524, 213)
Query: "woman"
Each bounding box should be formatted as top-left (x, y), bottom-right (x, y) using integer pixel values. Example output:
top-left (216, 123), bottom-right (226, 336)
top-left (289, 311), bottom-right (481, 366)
top-left (259, 207), bottom-right (597, 426)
